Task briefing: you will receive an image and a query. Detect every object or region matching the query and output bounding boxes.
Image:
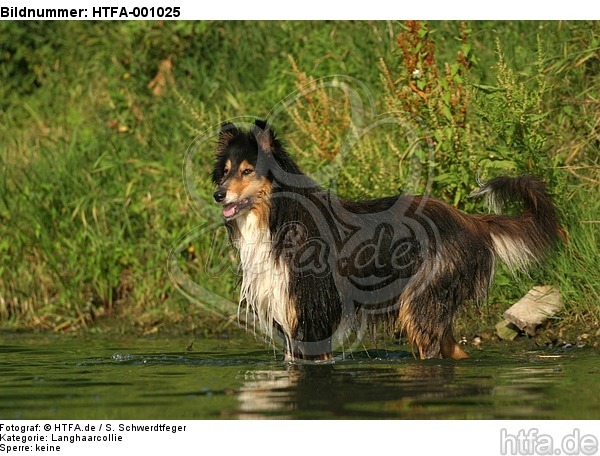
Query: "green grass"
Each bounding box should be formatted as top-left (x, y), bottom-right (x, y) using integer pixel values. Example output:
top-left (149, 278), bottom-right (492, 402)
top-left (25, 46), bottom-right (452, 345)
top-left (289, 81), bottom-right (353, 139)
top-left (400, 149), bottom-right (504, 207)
top-left (0, 21), bottom-right (598, 335)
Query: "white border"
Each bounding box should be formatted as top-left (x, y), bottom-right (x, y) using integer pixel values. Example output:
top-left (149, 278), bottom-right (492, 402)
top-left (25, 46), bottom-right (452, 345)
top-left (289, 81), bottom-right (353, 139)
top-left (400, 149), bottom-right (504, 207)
top-left (2, 0), bottom-right (599, 20)
top-left (2, 420), bottom-right (599, 456)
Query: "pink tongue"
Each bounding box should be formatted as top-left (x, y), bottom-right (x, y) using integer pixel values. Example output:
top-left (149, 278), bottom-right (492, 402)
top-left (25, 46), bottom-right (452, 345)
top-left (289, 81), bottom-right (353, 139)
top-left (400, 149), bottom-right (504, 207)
top-left (223, 205), bottom-right (236, 218)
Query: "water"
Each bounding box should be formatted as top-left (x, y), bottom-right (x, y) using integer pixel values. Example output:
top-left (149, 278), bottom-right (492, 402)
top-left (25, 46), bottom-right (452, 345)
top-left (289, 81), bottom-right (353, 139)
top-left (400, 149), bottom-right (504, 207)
top-left (1, 333), bottom-right (599, 419)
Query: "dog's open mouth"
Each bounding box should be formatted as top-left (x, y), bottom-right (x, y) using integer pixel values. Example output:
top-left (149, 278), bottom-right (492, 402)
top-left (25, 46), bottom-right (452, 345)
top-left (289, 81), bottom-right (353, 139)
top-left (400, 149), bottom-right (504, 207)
top-left (222, 197), bottom-right (252, 220)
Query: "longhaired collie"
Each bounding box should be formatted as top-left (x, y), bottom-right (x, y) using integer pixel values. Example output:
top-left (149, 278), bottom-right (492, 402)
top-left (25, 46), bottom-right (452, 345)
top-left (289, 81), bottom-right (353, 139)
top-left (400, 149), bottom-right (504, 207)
top-left (212, 119), bottom-right (560, 361)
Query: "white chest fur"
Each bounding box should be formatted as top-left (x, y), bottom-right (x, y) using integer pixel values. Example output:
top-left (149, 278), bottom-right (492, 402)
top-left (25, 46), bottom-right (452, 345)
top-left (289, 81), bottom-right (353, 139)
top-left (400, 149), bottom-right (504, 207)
top-left (233, 212), bottom-right (295, 339)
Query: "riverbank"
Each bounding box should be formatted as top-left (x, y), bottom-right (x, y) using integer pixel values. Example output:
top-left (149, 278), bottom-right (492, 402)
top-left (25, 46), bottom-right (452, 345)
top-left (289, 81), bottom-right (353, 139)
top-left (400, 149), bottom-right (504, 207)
top-left (1, 21), bottom-right (598, 335)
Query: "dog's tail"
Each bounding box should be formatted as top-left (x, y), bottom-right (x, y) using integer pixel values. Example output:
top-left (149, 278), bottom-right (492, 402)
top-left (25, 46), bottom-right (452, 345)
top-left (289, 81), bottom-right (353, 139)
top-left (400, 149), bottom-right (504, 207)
top-left (471, 175), bottom-right (561, 272)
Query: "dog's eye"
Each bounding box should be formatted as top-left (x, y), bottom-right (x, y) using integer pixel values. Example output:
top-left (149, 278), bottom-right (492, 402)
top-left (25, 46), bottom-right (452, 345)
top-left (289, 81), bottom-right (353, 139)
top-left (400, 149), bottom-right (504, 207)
top-left (242, 168), bottom-right (254, 176)
top-left (223, 168), bottom-right (229, 175)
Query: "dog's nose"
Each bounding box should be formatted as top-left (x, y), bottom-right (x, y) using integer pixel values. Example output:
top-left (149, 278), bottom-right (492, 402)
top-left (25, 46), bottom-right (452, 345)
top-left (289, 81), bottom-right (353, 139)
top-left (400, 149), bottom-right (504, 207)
top-left (213, 188), bottom-right (226, 203)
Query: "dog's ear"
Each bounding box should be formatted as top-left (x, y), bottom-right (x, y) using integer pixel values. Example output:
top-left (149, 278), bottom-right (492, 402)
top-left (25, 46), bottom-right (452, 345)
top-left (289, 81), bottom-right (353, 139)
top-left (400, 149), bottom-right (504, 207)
top-left (252, 119), bottom-right (276, 155)
top-left (217, 122), bottom-right (239, 154)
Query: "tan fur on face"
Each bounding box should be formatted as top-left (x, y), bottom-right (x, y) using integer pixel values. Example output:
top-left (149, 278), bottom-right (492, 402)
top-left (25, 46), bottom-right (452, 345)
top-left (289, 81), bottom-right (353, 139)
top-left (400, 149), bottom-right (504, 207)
top-left (223, 160), bottom-right (271, 208)
top-left (223, 159), bottom-right (232, 175)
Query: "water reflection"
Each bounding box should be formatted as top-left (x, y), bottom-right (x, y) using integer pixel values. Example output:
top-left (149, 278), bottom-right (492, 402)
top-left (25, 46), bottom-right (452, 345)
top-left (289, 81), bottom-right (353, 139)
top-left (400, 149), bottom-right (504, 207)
top-left (1, 335), bottom-right (598, 420)
top-left (234, 359), bottom-right (493, 419)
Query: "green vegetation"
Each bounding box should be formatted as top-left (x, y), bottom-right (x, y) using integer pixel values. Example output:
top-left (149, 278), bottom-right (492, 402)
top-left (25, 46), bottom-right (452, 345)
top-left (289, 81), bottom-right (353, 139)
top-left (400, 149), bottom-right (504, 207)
top-left (0, 21), bottom-right (598, 337)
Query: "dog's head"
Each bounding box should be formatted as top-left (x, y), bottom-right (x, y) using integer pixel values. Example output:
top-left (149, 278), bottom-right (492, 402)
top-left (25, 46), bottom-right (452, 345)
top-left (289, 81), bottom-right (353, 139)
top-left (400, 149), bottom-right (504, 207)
top-left (212, 119), bottom-right (279, 221)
